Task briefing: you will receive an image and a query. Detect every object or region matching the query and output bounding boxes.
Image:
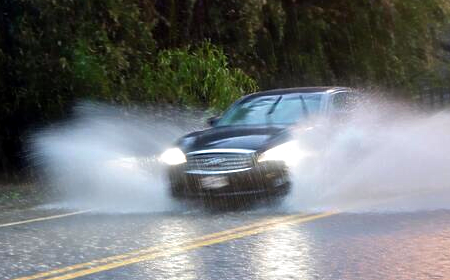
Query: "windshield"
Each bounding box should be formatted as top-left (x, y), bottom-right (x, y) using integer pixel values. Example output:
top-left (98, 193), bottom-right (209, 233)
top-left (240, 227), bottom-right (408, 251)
top-left (217, 94), bottom-right (322, 126)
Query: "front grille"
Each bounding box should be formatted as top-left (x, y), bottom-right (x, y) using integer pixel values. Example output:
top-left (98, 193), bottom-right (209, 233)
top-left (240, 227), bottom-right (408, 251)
top-left (186, 153), bottom-right (254, 172)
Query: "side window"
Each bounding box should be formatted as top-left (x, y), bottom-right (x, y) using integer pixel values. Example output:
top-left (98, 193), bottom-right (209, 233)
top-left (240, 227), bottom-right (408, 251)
top-left (332, 92), bottom-right (355, 112)
top-left (331, 91), bottom-right (357, 120)
top-left (333, 92), bottom-right (346, 111)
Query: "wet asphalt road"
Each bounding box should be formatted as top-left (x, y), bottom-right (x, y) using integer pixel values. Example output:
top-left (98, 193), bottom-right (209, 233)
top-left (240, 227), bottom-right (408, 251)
top-left (1, 204), bottom-right (450, 280)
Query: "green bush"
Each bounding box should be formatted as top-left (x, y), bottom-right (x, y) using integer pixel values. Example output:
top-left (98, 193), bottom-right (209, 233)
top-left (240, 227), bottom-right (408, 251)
top-left (144, 43), bottom-right (257, 110)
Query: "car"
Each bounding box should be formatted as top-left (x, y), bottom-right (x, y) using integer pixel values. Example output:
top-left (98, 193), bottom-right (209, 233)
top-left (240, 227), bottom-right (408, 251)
top-left (159, 87), bottom-right (357, 200)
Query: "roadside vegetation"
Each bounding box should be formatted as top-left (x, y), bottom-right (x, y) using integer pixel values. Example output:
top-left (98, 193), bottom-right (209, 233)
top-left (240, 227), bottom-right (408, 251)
top-left (1, 0), bottom-right (450, 179)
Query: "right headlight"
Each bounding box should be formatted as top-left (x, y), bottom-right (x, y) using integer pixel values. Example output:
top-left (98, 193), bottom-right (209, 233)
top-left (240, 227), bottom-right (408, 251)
top-left (159, 147), bottom-right (186, 165)
top-left (258, 141), bottom-right (306, 167)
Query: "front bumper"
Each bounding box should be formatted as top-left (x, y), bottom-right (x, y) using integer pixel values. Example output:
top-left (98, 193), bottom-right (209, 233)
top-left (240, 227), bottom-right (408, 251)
top-left (168, 161), bottom-right (290, 199)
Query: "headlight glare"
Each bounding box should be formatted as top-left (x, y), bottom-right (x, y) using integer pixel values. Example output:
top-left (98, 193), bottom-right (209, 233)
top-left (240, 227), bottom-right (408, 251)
top-left (159, 148), bottom-right (186, 165)
top-left (258, 141), bottom-right (305, 166)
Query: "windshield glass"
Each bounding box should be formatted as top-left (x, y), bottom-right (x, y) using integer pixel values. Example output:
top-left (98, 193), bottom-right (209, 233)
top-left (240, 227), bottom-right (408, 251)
top-left (217, 94), bottom-right (322, 126)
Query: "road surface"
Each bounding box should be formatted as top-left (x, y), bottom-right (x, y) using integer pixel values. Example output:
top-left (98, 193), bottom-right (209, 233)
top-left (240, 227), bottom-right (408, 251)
top-left (1, 203), bottom-right (450, 280)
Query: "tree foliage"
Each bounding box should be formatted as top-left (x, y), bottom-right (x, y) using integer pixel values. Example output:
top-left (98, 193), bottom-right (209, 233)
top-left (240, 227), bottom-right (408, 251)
top-left (0, 0), bottom-right (449, 176)
top-left (147, 43), bottom-right (257, 109)
top-left (152, 0), bottom-right (449, 90)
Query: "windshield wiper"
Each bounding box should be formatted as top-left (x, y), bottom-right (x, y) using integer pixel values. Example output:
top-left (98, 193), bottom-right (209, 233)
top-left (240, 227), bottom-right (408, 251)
top-left (299, 95), bottom-right (309, 118)
top-left (267, 95), bottom-right (282, 115)
top-left (266, 95), bottom-right (282, 126)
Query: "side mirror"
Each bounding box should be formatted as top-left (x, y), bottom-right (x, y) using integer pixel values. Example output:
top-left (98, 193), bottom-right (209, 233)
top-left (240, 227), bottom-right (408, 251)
top-left (207, 116), bottom-right (221, 127)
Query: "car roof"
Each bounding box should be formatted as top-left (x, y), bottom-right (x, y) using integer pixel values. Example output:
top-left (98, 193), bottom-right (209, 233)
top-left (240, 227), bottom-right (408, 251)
top-left (248, 87), bottom-right (352, 97)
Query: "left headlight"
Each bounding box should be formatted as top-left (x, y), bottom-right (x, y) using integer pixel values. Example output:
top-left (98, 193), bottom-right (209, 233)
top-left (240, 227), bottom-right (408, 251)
top-left (159, 147), bottom-right (186, 165)
top-left (258, 141), bottom-right (306, 167)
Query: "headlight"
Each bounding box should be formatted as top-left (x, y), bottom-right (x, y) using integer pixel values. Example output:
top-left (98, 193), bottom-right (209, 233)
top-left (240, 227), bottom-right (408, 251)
top-left (258, 141), bottom-right (306, 166)
top-left (159, 148), bottom-right (186, 165)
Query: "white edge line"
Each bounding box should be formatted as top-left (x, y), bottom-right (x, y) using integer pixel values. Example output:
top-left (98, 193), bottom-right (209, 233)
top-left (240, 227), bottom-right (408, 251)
top-left (0, 209), bottom-right (92, 228)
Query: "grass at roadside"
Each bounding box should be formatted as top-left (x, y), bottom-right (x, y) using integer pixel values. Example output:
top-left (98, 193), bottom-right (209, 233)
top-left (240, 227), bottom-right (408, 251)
top-left (0, 182), bottom-right (48, 210)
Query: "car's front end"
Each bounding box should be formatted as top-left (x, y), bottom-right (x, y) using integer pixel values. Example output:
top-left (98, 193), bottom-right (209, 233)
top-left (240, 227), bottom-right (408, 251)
top-left (160, 131), bottom-right (310, 200)
top-left (160, 89), bottom-right (328, 201)
top-left (165, 148), bottom-right (290, 199)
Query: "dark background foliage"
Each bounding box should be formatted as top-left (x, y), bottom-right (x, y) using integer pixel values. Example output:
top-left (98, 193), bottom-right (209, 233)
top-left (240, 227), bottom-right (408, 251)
top-left (0, 0), bottom-right (449, 178)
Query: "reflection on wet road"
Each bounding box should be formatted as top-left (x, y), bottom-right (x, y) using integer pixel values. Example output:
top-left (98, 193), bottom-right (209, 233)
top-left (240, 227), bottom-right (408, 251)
top-left (1, 207), bottom-right (450, 280)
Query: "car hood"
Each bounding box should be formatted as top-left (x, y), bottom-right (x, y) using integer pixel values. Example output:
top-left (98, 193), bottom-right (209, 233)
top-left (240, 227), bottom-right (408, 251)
top-left (178, 125), bottom-right (290, 153)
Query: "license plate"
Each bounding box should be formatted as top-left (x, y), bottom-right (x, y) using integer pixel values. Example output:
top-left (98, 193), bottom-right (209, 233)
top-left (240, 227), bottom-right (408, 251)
top-left (200, 176), bottom-right (229, 189)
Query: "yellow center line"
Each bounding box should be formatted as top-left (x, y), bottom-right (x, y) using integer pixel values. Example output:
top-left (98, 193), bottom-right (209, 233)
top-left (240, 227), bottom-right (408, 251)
top-left (13, 212), bottom-right (336, 280)
top-left (12, 213), bottom-right (303, 280)
top-left (12, 213), bottom-right (305, 280)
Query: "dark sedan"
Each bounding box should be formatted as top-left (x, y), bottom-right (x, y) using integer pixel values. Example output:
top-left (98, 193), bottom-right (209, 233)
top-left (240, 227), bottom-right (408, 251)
top-left (159, 87), bottom-right (355, 199)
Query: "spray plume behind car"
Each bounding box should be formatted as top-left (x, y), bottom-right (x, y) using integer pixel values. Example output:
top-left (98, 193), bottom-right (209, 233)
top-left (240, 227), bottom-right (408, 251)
top-left (285, 95), bottom-right (450, 213)
top-left (29, 102), bottom-right (204, 213)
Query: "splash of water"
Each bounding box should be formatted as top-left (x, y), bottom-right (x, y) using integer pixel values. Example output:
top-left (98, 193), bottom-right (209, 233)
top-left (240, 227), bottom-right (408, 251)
top-left (285, 98), bottom-right (450, 212)
top-left (29, 102), bottom-right (203, 213)
top-left (29, 98), bottom-right (450, 214)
